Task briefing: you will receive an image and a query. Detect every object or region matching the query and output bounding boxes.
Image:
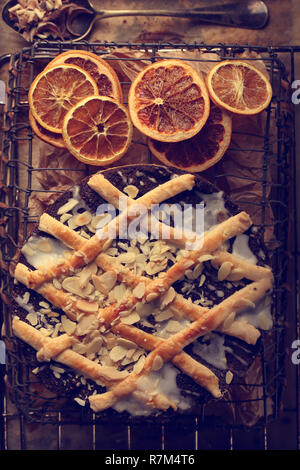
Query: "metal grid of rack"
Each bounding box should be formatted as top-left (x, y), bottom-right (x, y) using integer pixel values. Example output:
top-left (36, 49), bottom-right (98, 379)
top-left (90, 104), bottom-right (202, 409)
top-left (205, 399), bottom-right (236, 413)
top-left (0, 41), bottom-right (299, 450)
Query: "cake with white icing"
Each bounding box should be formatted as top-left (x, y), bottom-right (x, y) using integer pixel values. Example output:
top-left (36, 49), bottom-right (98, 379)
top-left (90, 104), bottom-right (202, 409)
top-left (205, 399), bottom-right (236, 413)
top-left (9, 164), bottom-right (274, 419)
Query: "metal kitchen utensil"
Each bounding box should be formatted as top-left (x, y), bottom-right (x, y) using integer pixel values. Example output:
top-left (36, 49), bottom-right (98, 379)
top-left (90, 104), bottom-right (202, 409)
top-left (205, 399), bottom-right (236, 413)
top-left (2, 0), bottom-right (269, 42)
top-left (67, 0), bottom-right (269, 41)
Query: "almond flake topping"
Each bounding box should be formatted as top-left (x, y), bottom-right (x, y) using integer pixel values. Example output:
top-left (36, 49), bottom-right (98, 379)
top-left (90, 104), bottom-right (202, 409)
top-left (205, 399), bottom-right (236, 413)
top-left (109, 345), bottom-right (128, 362)
top-left (123, 185), bottom-right (139, 199)
top-left (92, 271), bottom-right (117, 295)
top-left (61, 315), bottom-right (77, 335)
top-left (62, 276), bottom-right (94, 298)
top-left (132, 282), bottom-right (146, 299)
top-left (160, 286), bottom-right (176, 310)
top-left (165, 319), bottom-right (184, 333)
top-left (76, 313), bottom-right (99, 336)
top-left (133, 355), bottom-right (146, 374)
top-left (26, 312), bottom-right (38, 326)
top-left (121, 312), bottom-right (140, 325)
top-left (198, 254), bottom-right (215, 263)
top-left (75, 211), bottom-right (92, 227)
top-left (57, 198), bottom-right (79, 215)
top-left (218, 261), bottom-right (233, 281)
top-left (152, 355), bottom-right (164, 371)
top-left (76, 299), bottom-right (99, 314)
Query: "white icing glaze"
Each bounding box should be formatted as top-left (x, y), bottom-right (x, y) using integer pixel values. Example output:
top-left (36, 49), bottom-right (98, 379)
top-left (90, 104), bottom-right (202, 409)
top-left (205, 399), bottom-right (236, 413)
top-left (112, 363), bottom-right (191, 416)
top-left (22, 235), bottom-right (72, 270)
top-left (15, 294), bottom-right (34, 312)
top-left (192, 333), bottom-right (232, 370)
top-left (197, 191), bottom-right (228, 231)
top-left (236, 296), bottom-right (273, 330)
top-left (232, 234), bottom-right (257, 264)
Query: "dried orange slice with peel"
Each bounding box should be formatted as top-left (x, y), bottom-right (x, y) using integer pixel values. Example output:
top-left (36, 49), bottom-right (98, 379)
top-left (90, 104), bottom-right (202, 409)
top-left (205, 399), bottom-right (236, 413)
top-left (206, 60), bottom-right (272, 115)
top-left (62, 96), bottom-right (133, 166)
top-left (148, 102), bottom-right (232, 173)
top-left (128, 59), bottom-right (210, 143)
top-left (29, 111), bottom-right (65, 148)
top-left (45, 50), bottom-right (123, 103)
top-left (28, 64), bottom-right (99, 134)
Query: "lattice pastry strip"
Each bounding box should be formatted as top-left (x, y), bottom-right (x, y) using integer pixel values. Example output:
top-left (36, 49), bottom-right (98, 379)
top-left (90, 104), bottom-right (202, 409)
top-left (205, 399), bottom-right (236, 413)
top-left (12, 317), bottom-right (176, 411)
top-left (12, 172), bottom-right (273, 414)
top-left (18, 174), bottom-right (195, 290)
top-left (13, 217), bottom-right (266, 398)
top-left (89, 277), bottom-right (272, 412)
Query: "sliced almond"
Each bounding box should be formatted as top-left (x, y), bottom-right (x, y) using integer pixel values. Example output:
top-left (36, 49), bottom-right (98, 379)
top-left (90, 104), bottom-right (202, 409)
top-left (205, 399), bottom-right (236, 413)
top-left (132, 349), bottom-right (144, 362)
top-left (22, 292), bottom-right (30, 304)
top-left (133, 355), bottom-right (146, 374)
top-left (132, 282), bottom-right (146, 299)
top-left (155, 309), bottom-right (174, 322)
top-left (92, 213), bottom-right (113, 231)
top-left (75, 211), bottom-right (92, 227)
top-left (121, 312), bottom-right (140, 325)
top-left (76, 313), bottom-right (99, 335)
top-left (53, 278), bottom-right (62, 290)
top-left (126, 348), bottom-right (136, 359)
top-left (92, 271), bottom-right (117, 295)
top-left (57, 198), bottom-right (79, 215)
top-left (124, 184), bottom-right (139, 199)
top-left (86, 336), bottom-right (103, 355)
top-left (79, 262), bottom-right (98, 289)
top-left (193, 263), bottom-right (203, 279)
top-left (62, 277), bottom-right (94, 298)
top-left (76, 299), bottom-right (99, 314)
top-left (117, 252), bottom-right (136, 264)
top-left (109, 284), bottom-right (128, 305)
top-left (145, 292), bottom-right (159, 303)
top-left (198, 254), bottom-right (215, 263)
top-left (67, 215), bottom-right (80, 230)
top-left (61, 315), bottom-right (77, 335)
top-left (103, 332), bottom-right (117, 349)
top-left (109, 345), bottom-right (127, 362)
top-left (26, 312), bottom-right (38, 326)
top-left (117, 338), bottom-right (137, 349)
top-left (99, 367), bottom-right (129, 381)
top-left (199, 274), bottom-right (206, 287)
top-left (160, 286), bottom-right (176, 310)
top-left (225, 370), bottom-right (234, 384)
top-left (165, 319), bottom-right (184, 333)
top-left (152, 355), bottom-right (164, 371)
top-left (60, 213), bottom-right (73, 224)
top-left (226, 269), bottom-right (244, 281)
top-left (217, 261), bottom-right (233, 281)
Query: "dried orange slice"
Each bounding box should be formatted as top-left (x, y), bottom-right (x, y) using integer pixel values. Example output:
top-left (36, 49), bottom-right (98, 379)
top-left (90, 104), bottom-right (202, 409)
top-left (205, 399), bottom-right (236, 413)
top-left (128, 59), bottom-right (210, 142)
top-left (45, 50), bottom-right (123, 102)
top-left (62, 96), bottom-right (133, 166)
top-left (206, 60), bottom-right (272, 115)
top-left (148, 102), bottom-right (232, 172)
top-left (29, 111), bottom-right (65, 148)
top-left (28, 64), bottom-right (99, 134)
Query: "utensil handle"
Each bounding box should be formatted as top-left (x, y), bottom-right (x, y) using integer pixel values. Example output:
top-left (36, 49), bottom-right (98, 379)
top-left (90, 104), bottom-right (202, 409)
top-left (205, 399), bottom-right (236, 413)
top-left (95, 1), bottom-right (268, 29)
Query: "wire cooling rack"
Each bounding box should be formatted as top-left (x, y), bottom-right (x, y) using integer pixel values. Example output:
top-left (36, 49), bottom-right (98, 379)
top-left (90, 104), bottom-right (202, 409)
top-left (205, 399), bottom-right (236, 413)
top-left (0, 41), bottom-right (299, 450)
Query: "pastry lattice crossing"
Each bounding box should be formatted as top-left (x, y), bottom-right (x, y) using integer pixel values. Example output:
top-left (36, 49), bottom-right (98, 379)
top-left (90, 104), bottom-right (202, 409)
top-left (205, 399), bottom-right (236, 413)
top-left (12, 168), bottom-right (273, 414)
